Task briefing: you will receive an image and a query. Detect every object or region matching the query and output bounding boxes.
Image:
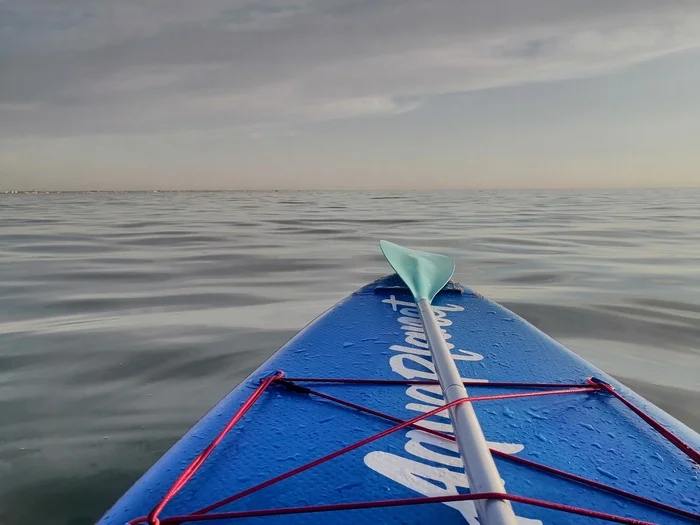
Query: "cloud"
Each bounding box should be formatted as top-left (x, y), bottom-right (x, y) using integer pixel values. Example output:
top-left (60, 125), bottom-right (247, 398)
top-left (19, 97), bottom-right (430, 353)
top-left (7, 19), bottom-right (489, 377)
top-left (2, 0), bottom-right (700, 138)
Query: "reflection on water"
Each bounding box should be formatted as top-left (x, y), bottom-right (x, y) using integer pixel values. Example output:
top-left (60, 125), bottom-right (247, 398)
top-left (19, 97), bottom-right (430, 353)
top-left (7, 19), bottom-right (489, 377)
top-left (1, 189), bottom-right (699, 524)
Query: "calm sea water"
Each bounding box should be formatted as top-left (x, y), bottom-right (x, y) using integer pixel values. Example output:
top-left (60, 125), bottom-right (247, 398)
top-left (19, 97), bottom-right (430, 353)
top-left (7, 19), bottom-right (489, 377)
top-left (1, 189), bottom-right (699, 524)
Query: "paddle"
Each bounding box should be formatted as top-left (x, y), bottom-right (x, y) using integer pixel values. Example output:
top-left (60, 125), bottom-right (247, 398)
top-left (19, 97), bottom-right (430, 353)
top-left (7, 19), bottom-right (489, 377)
top-left (380, 240), bottom-right (518, 525)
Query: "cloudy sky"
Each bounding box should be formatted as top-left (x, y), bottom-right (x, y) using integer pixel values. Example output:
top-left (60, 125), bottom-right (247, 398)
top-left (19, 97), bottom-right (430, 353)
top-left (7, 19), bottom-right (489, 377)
top-left (2, 0), bottom-right (700, 190)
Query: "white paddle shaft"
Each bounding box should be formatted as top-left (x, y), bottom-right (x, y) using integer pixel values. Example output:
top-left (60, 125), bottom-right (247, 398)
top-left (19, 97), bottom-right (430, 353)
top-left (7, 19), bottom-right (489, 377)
top-left (417, 299), bottom-right (518, 525)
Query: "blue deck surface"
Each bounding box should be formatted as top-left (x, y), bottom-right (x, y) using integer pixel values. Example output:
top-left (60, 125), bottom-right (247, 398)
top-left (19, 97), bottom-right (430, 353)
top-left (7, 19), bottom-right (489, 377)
top-left (99, 276), bottom-right (700, 525)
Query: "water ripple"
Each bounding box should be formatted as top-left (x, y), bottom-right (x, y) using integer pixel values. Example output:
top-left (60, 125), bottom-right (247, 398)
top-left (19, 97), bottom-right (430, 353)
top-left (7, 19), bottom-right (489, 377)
top-left (0, 188), bottom-right (699, 525)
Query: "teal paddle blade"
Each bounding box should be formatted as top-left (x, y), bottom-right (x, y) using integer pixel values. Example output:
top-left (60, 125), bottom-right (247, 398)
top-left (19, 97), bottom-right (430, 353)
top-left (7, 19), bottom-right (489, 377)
top-left (380, 240), bottom-right (455, 303)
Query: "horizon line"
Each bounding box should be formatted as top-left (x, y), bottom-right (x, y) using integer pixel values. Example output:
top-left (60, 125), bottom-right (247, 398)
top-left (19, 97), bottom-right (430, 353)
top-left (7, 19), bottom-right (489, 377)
top-left (3, 185), bottom-right (699, 194)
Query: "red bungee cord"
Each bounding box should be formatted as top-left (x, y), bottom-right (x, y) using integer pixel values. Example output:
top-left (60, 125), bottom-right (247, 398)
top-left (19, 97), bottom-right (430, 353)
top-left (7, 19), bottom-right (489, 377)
top-left (129, 373), bottom-right (700, 525)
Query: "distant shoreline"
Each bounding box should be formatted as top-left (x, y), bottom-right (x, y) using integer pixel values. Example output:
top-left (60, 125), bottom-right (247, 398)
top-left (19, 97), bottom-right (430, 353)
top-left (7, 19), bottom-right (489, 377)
top-left (3, 186), bottom-right (699, 194)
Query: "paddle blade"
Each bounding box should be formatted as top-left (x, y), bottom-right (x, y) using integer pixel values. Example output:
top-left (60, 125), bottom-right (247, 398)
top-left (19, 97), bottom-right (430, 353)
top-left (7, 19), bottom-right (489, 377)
top-left (380, 240), bottom-right (455, 303)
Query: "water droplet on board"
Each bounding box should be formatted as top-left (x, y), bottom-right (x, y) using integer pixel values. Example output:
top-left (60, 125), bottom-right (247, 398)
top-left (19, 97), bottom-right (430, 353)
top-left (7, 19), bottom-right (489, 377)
top-left (527, 409), bottom-right (547, 421)
top-left (335, 480), bottom-right (363, 492)
top-left (596, 467), bottom-right (619, 480)
top-left (665, 477), bottom-right (678, 486)
top-left (579, 422), bottom-right (595, 431)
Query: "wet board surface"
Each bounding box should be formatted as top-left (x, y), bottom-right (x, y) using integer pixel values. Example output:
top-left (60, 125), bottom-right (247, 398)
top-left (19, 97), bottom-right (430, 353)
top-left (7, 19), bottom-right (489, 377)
top-left (99, 275), bottom-right (700, 525)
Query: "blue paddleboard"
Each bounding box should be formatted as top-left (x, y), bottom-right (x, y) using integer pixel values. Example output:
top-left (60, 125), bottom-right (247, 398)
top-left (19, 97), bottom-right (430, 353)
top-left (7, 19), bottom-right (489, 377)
top-left (99, 275), bottom-right (700, 525)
